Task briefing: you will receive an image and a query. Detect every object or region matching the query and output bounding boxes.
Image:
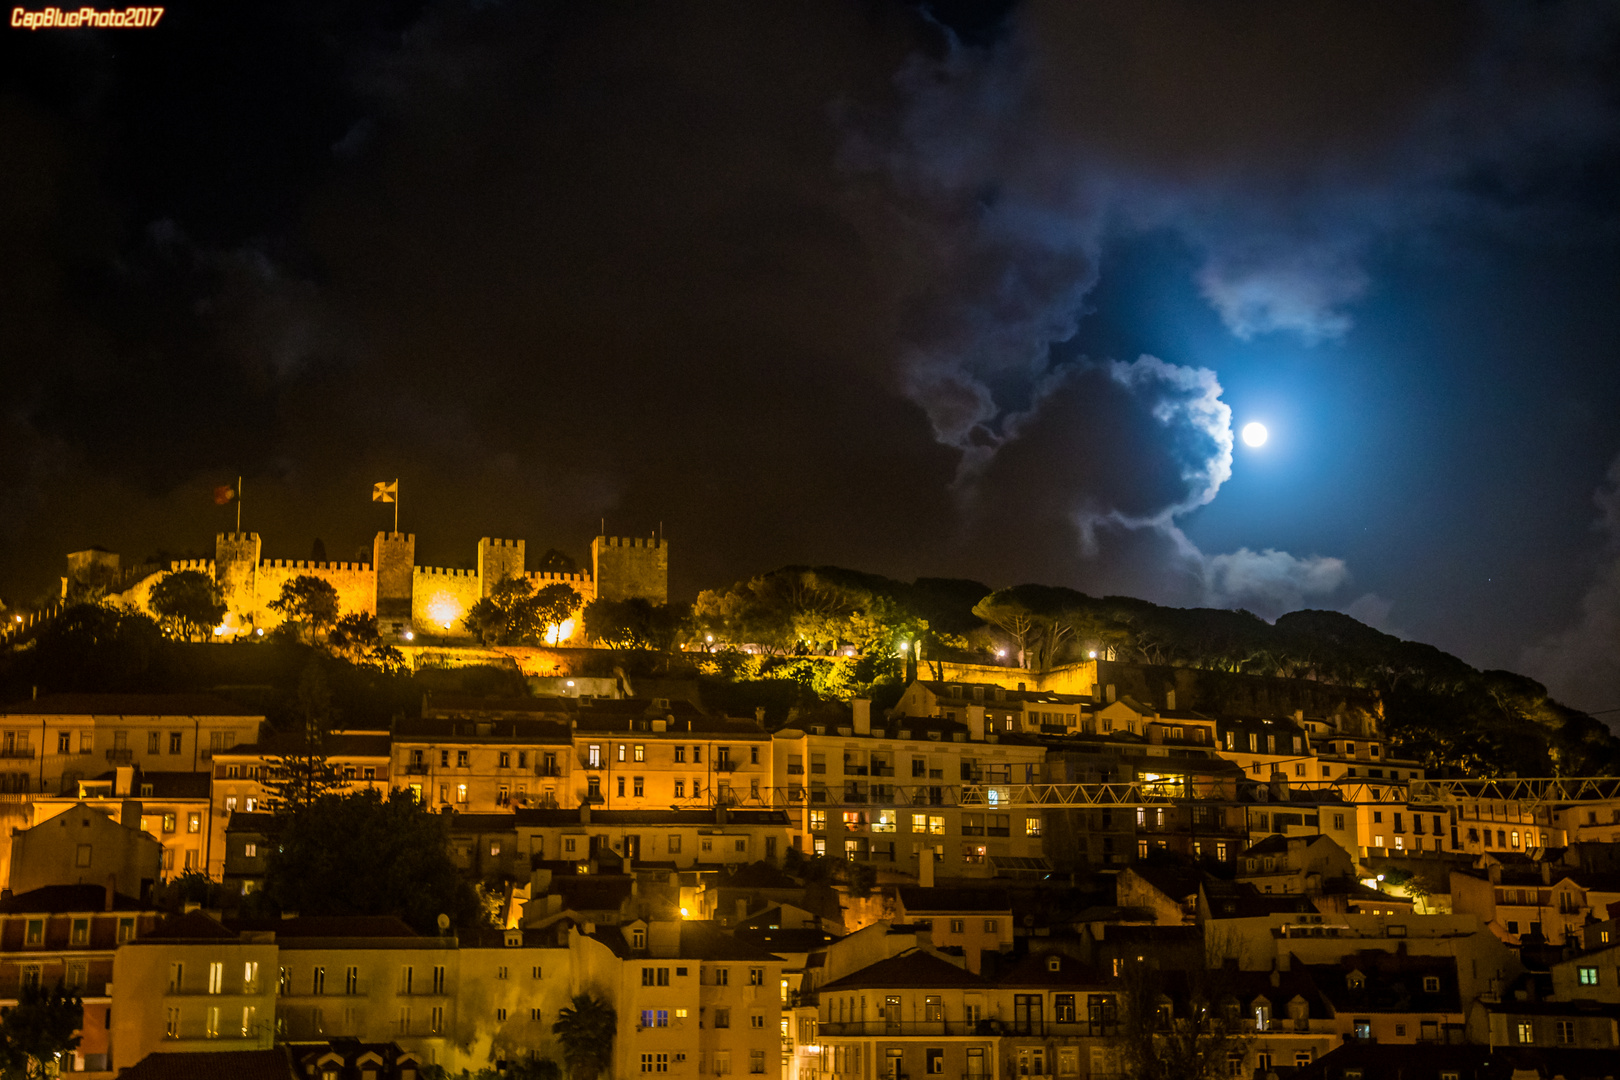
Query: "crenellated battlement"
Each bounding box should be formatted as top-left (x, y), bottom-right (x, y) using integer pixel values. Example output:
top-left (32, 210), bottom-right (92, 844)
top-left (167, 559), bottom-right (216, 574)
top-left (481, 537), bottom-right (521, 549)
top-left (526, 571), bottom-right (592, 584)
top-left (260, 559), bottom-right (372, 572)
top-left (415, 566), bottom-right (479, 578)
top-left (595, 535), bottom-right (664, 549)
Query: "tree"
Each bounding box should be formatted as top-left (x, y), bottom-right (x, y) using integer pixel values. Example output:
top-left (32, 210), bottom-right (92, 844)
top-left (0, 979), bottom-right (83, 1079)
top-left (147, 569), bottom-right (227, 642)
top-left (465, 578), bottom-right (580, 646)
top-left (583, 597), bottom-right (689, 650)
top-left (263, 664), bottom-right (347, 816)
top-left (263, 788), bottom-right (482, 933)
top-left (972, 591), bottom-right (1039, 667)
top-left (326, 613), bottom-right (407, 672)
top-left (1113, 960), bottom-right (1253, 1080)
top-left (268, 575), bottom-right (341, 644)
top-left (532, 584), bottom-right (582, 645)
top-left (551, 994), bottom-right (616, 1080)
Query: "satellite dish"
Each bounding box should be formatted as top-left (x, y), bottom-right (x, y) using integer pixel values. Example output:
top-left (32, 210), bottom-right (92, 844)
top-left (437, 913), bottom-right (451, 932)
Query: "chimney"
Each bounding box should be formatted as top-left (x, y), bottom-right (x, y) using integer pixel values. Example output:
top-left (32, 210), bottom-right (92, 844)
top-left (968, 705), bottom-right (987, 742)
top-left (1106, 684), bottom-right (1116, 703)
top-left (114, 766), bottom-right (135, 797)
top-left (755, 706), bottom-right (766, 725)
top-left (853, 700), bottom-right (871, 736)
top-left (1165, 689), bottom-right (1176, 712)
top-left (1539, 862), bottom-right (1551, 885)
top-left (1268, 772), bottom-right (1290, 802)
top-left (580, 802), bottom-right (592, 825)
top-left (918, 851), bottom-right (935, 888)
top-left (104, 874), bottom-right (116, 912)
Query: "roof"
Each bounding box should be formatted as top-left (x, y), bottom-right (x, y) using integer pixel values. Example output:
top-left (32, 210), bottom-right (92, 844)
top-left (733, 926), bottom-right (840, 954)
top-left (223, 730), bottom-right (392, 759)
top-left (996, 949), bottom-right (1108, 988)
top-left (394, 715), bottom-right (572, 743)
top-left (0, 884), bottom-right (147, 914)
top-left (229, 916), bottom-right (420, 939)
top-left (717, 861), bottom-right (802, 891)
top-left (225, 812), bottom-right (282, 835)
top-left (1305, 952), bottom-right (1463, 1014)
top-left (1124, 863), bottom-right (1205, 901)
top-left (141, 910), bottom-right (242, 941)
top-left (913, 681), bottom-right (1094, 707)
top-left (76, 769), bottom-right (211, 799)
top-left (116, 1049), bottom-right (296, 1080)
top-left (820, 949), bottom-right (989, 991)
top-left (0, 693), bottom-right (258, 717)
top-left (584, 920), bottom-right (784, 961)
top-left (896, 886), bottom-right (1010, 913)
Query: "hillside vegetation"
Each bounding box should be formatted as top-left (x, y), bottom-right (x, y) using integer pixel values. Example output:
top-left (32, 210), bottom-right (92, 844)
top-left (5, 565), bottom-right (1615, 778)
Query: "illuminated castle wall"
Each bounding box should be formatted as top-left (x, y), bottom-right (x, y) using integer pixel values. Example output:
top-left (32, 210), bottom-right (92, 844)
top-left (97, 531), bottom-right (666, 644)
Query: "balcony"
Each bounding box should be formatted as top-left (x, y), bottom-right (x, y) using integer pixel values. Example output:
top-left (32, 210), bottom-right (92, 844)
top-left (787, 764), bottom-right (805, 775)
top-left (872, 766), bottom-right (895, 778)
top-left (817, 1021), bottom-right (983, 1036)
top-left (714, 760), bottom-right (737, 773)
top-left (105, 748), bottom-right (134, 764)
top-left (404, 762), bottom-right (430, 775)
top-left (844, 765), bottom-right (869, 777)
top-left (536, 764), bottom-right (563, 777)
top-left (0, 747), bottom-right (35, 760)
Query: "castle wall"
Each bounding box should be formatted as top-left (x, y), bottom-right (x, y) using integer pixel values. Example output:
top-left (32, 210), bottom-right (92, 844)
top-left (252, 559), bottom-right (376, 629)
top-left (412, 567), bottom-right (482, 640)
top-left (590, 535), bottom-right (668, 604)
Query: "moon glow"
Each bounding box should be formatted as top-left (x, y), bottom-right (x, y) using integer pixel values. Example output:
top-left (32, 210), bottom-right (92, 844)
top-left (1242, 422), bottom-right (1269, 448)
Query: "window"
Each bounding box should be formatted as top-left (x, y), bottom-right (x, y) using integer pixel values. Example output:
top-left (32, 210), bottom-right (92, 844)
top-left (618, 777), bottom-right (626, 798)
top-left (1026, 816), bottom-right (1042, 836)
top-left (642, 1054), bottom-right (670, 1073)
top-left (496, 1007), bottom-right (508, 1022)
top-left (926, 1050), bottom-right (944, 1075)
top-left (430, 1006), bottom-right (443, 1033)
top-left (456, 750), bottom-right (469, 768)
top-left (749, 1051), bottom-right (766, 1075)
top-left (532, 1008), bottom-right (543, 1020)
top-left (749, 967), bottom-right (764, 985)
top-left (188, 812), bottom-right (201, 834)
top-left (432, 966), bottom-right (445, 993)
top-left (634, 776), bottom-right (645, 797)
top-left (1054, 993), bottom-right (1076, 1022)
top-left (170, 732), bottom-right (183, 754)
top-left (162, 812), bottom-right (177, 833)
top-left (713, 1008), bottom-right (730, 1028)
top-left (1516, 1021), bottom-right (1534, 1044)
top-left (311, 967), bottom-right (325, 994)
top-left (165, 1007), bottom-right (180, 1038)
top-left (750, 1014), bottom-right (764, 1028)
top-left (118, 917), bottom-right (136, 943)
top-left (1423, 976), bottom-right (1440, 993)
top-left (750, 746), bottom-right (760, 765)
top-left (148, 731), bottom-right (162, 753)
top-left (713, 967), bottom-right (729, 986)
top-left (1556, 1020), bottom-right (1575, 1044)
top-left (675, 746), bottom-right (686, 763)
top-left (25, 920), bottom-right (43, 947)
top-left (70, 918), bottom-right (89, 946)
top-left (984, 919), bottom-right (999, 933)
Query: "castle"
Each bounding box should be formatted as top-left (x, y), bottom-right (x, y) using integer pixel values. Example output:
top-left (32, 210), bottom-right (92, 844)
top-left (75, 531), bottom-right (668, 645)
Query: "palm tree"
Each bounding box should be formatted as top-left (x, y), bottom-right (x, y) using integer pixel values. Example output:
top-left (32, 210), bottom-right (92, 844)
top-left (552, 993), bottom-right (617, 1080)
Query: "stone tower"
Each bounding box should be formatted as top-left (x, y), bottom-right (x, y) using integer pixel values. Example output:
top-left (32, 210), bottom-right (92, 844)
top-left (215, 533), bottom-right (262, 625)
top-left (373, 532), bottom-right (416, 633)
top-left (591, 535), bottom-right (668, 604)
top-left (477, 537), bottom-right (526, 595)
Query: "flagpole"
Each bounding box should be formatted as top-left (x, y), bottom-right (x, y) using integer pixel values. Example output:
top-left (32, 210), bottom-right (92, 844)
top-left (395, 482), bottom-right (399, 534)
top-left (236, 475), bottom-right (243, 533)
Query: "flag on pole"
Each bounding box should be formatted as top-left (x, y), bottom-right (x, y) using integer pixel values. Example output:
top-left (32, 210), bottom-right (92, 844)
top-left (213, 484), bottom-right (237, 505)
top-left (372, 480), bottom-right (398, 503)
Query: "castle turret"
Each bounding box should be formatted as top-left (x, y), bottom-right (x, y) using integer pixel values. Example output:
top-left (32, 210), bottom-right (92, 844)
top-left (373, 532), bottom-right (416, 634)
top-left (477, 537), bottom-right (525, 595)
top-left (215, 533), bottom-right (261, 625)
top-left (591, 534), bottom-right (668, 604)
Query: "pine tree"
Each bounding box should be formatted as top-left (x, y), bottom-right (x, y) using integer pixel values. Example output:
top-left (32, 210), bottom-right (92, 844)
top-left (263, 664), bottom-right (346, 816)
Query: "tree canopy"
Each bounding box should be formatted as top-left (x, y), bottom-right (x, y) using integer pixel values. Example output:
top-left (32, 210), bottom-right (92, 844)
top-left (147, 569), bottom-right (228, 642)
top-left (582, 597), bottom-right (689, 650)
top-left (268, 575), bottom-right (341, 644)
top-left (263, 788), bottom-right (482, 933)
top-left (464, 578), bottom-right (581, 646)
top-left (551, 994), bottom-right (616, 1080)
top-left (0, 980), bottom-right (83, 1080)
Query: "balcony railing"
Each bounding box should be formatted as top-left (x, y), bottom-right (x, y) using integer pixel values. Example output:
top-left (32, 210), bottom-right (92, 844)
top-left (0, 747), bottom-right (35, 759)
top-left (818, 1021), bottom-right (984, 1036)
top-left (872, 766), bottom-right (895, 777)
top-left (105, 748), bottom-right (134, 764)
top-left (536, 764), bottom-right (563, 777)
top-left (787, 764), bottom-right (805, 775)
top-left (404, 763), bottom-right (430, 775)
top-left (844, 765), bottom-right (869, 776)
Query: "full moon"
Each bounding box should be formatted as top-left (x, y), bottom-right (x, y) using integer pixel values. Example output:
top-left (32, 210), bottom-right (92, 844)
top-left (1242, 422), bottom-right (1269, 448)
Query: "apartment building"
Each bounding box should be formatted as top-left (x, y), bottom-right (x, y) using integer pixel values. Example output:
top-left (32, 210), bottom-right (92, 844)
top-left (110, 910), bottom-right (281, 1070)
top-left (393, 713), bottom-right (573, 813)
top-left (0, 883), bottom-right (161, 1075)
top-left (513, 806), bottom-right (792, 868)
top-left (453, 927), bottom-right (573, 1068)
top-left (816, 948), bottom-right (999, 1080)
top-left (571, 698), bottom-right (773, 812)
top-left (1450, 857), bottom-right (1620, 948)
top-left (892, 886), bottom-right (1013, 974)
top-left (32, 767), bottom-right (214, 879)
top-left (6, 799), bottom-right (161, 898)
top-left (772, 702), bottom-right (1047, 876)
top-left (575, 919), bottom-right (787, 1080)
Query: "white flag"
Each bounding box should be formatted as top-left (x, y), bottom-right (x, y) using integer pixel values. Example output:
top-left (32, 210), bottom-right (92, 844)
top-left (372, 480), bottom-right (398, 503)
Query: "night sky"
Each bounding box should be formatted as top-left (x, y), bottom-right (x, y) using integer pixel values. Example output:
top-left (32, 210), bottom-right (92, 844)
top-left (3, 2), bottom-right (1619, 712)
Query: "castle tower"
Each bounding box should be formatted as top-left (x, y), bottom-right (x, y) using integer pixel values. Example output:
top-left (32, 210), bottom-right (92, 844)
top-left (477, 537), bottom-right (526, 595)
top-left (591, 534), bottom-right (668, 604)
top-left (215, 533), bottom-right (261, 624)
top-left (373, 532), bottom-right (416, 633)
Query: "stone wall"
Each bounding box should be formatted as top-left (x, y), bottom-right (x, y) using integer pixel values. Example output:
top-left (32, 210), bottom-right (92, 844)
top-left (590, 535), bottom-right (668, 603)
